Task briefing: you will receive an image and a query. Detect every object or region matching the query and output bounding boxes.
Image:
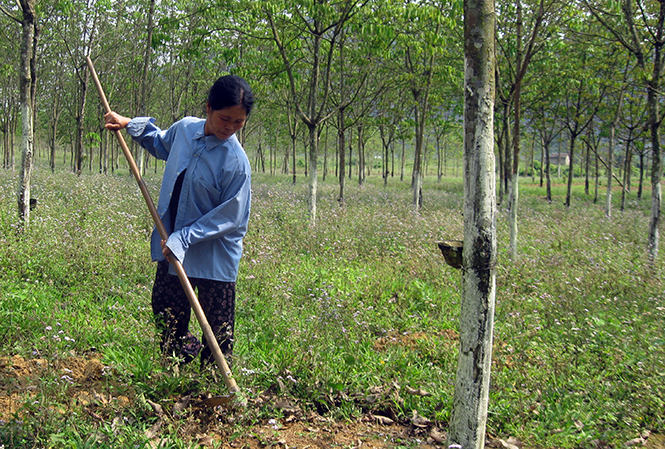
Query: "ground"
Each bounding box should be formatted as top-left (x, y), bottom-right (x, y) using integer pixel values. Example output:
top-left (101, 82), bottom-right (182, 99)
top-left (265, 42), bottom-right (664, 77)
top-left (1, 355), bottom-right (663, 449)
top-left (0, 354), bottom-right (446, 448)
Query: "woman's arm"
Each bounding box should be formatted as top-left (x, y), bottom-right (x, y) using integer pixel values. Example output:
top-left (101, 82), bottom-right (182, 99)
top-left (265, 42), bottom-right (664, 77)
top-left (165, 170), bottom-right (251, 263)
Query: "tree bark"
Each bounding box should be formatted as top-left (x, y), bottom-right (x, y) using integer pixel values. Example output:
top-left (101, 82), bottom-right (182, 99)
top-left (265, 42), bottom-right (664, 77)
top-left (307, 124), bottom-right (319, 222)
top-left (17, 0), bottom-right (37, 224)
top-left (448, 0), bottom-right (496, 448)
top-left (137, 0), bottom-right (157, 175)
top-left (338, 109), bottom-right (347, 201)
top-left (606, 92), bottom-right (623, 218)
top-left (508, 0), bottom-right (522, 259)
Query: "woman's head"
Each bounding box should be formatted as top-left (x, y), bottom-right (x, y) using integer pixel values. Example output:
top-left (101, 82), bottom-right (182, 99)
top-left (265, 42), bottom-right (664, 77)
top-left (208, 75), bottom-right (254, 115)
top-left (204, 75), bottom-right (254, 140)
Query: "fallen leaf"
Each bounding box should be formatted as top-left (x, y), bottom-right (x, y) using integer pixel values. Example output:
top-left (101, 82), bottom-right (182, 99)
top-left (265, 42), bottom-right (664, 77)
top-left (144, 419), bottom-right (163, 439)
top-left (405, 386), bottom-right (432, 397)
top-left (92, 390), bottom-right (108, 405)
top-left (411, 410), bottom-right (431, 428)
top-left (146, 399), bottom-right (164, 416)
top-left (274, 398), bottom-right (292, 409)
top-left (643, 433), bottom-right (665, 449)
top-left (500, 438), bottom-right (520, 449)
top-left (197, 433), bottom-right (214, 446)
top-left (372, 414), bottom-right (394, 425)
top-left (172, 395), bottom-right (191, 414)
top-left (624, 437), bottom-right (645, 447)
top-left (111, 416), bottom-right (123, 432)
top-left (430, 427), bottom-right (446, 443)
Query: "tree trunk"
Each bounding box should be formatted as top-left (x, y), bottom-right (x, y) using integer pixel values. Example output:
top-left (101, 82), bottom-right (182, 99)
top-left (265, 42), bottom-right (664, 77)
top-left (358, 125), bottom-right (364, 186)
top-left (291, 134), bottom-right (298, 178)
top-left (508, 0), bottom-right (523, 258)
top-left (74, 66), bottom-right (90, 174)
top-left (338, 109), bottom-right (346, 202)
top-left (647, 78), bottom-right (661, 261)
top-left (539, 135), bottom-right (544, 187)
top-left (307, 124), bottom-right (319, 223)
top-left (565, 137), bottom-right (576, 207)
top-left (638, 149), bottom-right (644, 200)
top-left (437, 135), bottom-right (443, 182)
top-left (584, 140), bottom-right (590, 195)
top-left (49, 94), bottom-right (61, 173)
top-left (137, 0), bottom-right (156, 175)
top-left (606, 122), bottom-right (616, 216)
top-left (448, 0), bottom-right (496, 447)
top-left (594, 149), bottom-right (599, 203)
top-left (400, 139), bottom-right (405, 181)
top-left (530, 136), bottom-right (535, 182)
top-left (412, 115), bottom-right (424, 208)
top-left (17, 0), bottom-right (37, 224)
top-left (323, 125), bottom-right (328, 182)
top-left (621, 134), bottom-right (634, 211)
top-left (348, 139), bottom-right (353, 179)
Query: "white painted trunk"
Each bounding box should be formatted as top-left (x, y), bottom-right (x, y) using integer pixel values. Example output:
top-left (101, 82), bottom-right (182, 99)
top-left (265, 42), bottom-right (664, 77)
top-left (18, 102), bottom-right (34, 222)
top-left (509, 172), bottom-right (518, 259)
top-left (649, 181), bottom-right (660, 260)
top-left (308, 126), bottom-right (318, 224)
top-left (17, 2), bottom-right (35, 224)
top-left (448, 0), bottom-right (496, 447)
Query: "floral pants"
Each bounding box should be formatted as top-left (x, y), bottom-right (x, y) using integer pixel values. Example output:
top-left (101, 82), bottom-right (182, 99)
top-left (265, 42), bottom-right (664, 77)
top-left (151, 260), bottom-right (236, 365)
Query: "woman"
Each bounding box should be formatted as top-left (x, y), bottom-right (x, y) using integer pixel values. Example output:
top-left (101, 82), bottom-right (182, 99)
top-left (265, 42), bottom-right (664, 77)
top-left (105, 75), bottom-right (254, 367)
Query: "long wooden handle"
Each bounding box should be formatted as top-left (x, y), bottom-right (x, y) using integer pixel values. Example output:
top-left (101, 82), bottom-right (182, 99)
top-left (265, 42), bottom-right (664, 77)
top-left (86, 56), bottom-right (239, 394)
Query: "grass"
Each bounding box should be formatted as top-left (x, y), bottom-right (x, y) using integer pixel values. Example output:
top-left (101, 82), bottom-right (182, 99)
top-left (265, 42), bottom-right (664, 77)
top-left (0, 164), bottom-right (663, 448)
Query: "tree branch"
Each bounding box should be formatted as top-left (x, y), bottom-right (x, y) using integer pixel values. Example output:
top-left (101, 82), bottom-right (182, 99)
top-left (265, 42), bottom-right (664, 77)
top-left (0, 3), bottom-right (21, 23)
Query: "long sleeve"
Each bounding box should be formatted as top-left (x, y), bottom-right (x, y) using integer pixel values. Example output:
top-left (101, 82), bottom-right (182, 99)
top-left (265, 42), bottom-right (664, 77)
top-left (166, 169), bottom-right (251, 265)
top-left (126, 117), bottom-right (173, 161)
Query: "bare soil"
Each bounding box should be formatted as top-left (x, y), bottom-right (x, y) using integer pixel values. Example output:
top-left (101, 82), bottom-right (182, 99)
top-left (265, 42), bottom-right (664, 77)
top-left (0, 354), bottom-right (445, 448)
top-left (2, 355), bottom-right (663, 449)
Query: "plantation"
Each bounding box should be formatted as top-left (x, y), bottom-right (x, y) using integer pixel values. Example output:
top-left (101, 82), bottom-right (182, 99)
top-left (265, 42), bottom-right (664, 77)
top-left (0, 164), bottom-right (664, 448)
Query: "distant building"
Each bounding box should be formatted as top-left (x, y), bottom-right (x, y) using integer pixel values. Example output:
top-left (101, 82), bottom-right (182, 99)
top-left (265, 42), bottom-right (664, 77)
top-left (549, 153), bottom-right (570, 166)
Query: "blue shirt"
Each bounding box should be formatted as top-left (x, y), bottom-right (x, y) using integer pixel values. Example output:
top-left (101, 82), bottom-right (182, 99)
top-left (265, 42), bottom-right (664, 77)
top-left (126, 116), bottom-right (251, 282)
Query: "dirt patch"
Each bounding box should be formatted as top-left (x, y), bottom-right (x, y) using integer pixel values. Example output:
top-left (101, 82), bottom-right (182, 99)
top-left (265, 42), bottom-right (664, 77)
top-left (0, 354), bottom-right (446, 447)
top-left (2, 354), bottom-right (659, 448)
top-left (373, 329), bottom-right (458, 352)
top-left (0, 355), bottom-right (130, 423)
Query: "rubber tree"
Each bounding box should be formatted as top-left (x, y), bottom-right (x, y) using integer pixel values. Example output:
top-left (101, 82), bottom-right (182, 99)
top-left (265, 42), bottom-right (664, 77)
top-left (137, 0), bottom-right (157, 176)
top-left (0, 10), bottom-right (19, 170)
top-left (616, 82), bottom-right (647, 211)
top-left (531, 99), bottom-right (563, 203)
top-left (67, 0), bottom-right (102, 174)
top-left (495, 0), bottom-right (555, 258)
top-left (447, 0), bottom-right (497, 447)
top-left (560, 42), bottom-right (607, 208)
top-left (386, 0), bottom-right (461, 208)
top-left (1, 0), bottom-right (37, 223)
top-left (585, 0), bottom-right (664, 260)
top-left (605, 75), bottom-right (627, 218)
top-left (261, 0), bottom-right (364, 224)
top-left (329, 16), bottom-right (390, 202)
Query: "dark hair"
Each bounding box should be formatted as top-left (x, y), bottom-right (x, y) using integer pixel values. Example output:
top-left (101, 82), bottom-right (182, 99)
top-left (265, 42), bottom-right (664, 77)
top-left (208, 75), bottom-right (254, 115)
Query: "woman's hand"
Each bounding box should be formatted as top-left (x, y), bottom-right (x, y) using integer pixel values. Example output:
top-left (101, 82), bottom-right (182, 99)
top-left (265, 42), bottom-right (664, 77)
top-left (160, 239), bottom-right (172, 258)
top-left (104, 111), bottom-right (131, 131)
